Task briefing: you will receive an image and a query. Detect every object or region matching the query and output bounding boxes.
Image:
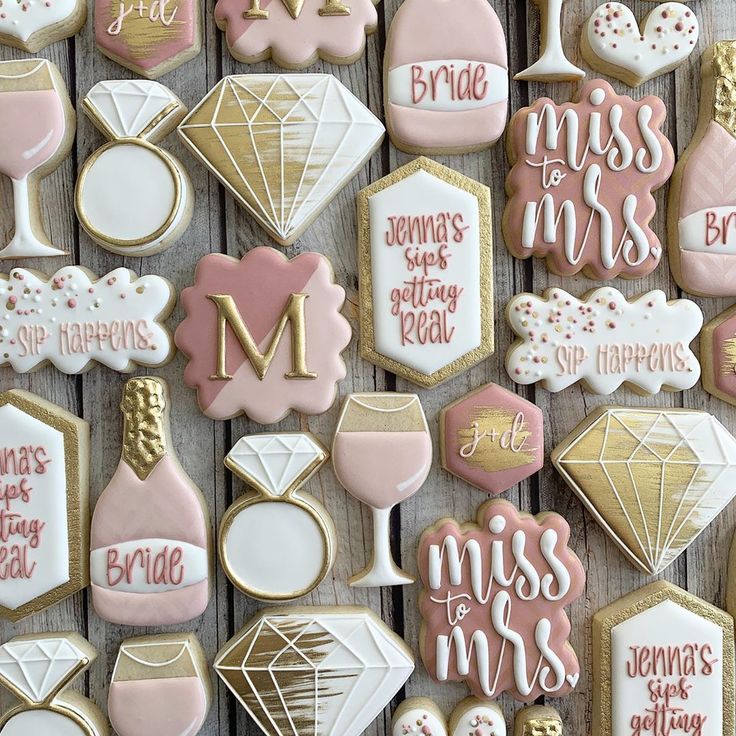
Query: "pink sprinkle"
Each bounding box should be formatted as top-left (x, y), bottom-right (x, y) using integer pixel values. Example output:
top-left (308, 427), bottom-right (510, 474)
top-left (67, 299), bottom-right (77, 308)
top-left (120, 293), bottom-right (127, 299)
top-left (8, 296), bottom-right (16, 305)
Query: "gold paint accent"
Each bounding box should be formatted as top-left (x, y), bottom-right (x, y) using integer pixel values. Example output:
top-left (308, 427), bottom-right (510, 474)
top-left (243, 0), bottom-right (268, 18)
top-left (208, 292), bottom-right (317, 381)
top-left (280, 0), bottom-right (304, 18)
top-left (523, 719), bottom-right (562, 736)
top-left (319, 0), bottom-right (350, 16)
top-left (83, 97), bottom-right (183, 143)
top-left (722, 336), bottom-right (736, 375)
top-left (357, 156), bottom-right (494, 388)
top-left (121, 377), bottom-right (167, 480)
top-left (711, 41), bottom-right (736, 138)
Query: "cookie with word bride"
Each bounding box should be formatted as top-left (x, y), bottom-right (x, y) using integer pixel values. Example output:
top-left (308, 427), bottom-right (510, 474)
top-left (392, 697), bottom-right (506, 736)
top-left (418, 499), bottom-right (584, 701)
top-left (0, 0), bottom-right (85, 51)
top-left (593, 582), bottom-right (735, 736)
top-left (383, 0), bottom-right (508, 155)
top-left (504, 79), bottom-right (674, 280)
top-left (669, 41), bottom-right (736, 297)
top-left (582, 3), bottom-right (699, 88)
top-left (175, 247), bottom-right (351, 422)
top-left (506, 287), bottom-right (702, 395)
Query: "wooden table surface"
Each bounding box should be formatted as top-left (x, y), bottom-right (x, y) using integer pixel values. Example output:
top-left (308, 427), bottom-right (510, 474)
top-left (0, 0), bottom-right (732, 733)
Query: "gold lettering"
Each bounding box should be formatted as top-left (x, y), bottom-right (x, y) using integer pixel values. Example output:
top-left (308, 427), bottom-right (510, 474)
top-left (243, 0), bottom-right (268, 19)
top-left (319, 0), bottom-right (350, 15)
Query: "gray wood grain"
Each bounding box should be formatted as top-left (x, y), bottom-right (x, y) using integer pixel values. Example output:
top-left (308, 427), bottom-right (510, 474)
top-left (0, 0), bottom-right (732, 734)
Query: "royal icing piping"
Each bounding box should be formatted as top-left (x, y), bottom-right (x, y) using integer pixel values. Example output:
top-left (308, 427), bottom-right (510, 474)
top-left (505, 80), bottom-right (674, 279)
top-left (384, 0), bottom-right (508, 152)
top-left (215, 608), bottom-right (414, 736)
top-left (585, 3), bottom-right (699, 84)
top-left (178, 74), bottom-right (384, 246)
top-left (418, 499), bottom-right (584, 702)
top-left (0, 267), bottom-right (174, 374)
top-left (0, 0), bottom-right (81, 46)
top-left (505, 287), bottom-right (702, 395)
top-left (215, 0), bottom-right (377, 67)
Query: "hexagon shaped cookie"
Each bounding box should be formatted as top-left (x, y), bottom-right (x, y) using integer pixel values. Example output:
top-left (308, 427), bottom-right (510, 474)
top-left (702, 302), bottom-right (736, 406)
top-left (0, 390), bottom-right (89, 621)
top-left (358, 157), bottom-right (493, 387)
top-left (440, 382), bottom-right (543, 495)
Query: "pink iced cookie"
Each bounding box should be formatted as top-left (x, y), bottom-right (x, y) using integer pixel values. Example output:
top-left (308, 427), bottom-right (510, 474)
top-left (418, 499), bottom-right (584, 702)
top-left (384, 0), bottom-right (508, 154)
top-left (504, 79), bottom-right (674, 280)
top-left (440, 382), bottom-right (543, 495)
top-left (215, 0), bottom-right (377, 67)
top-left (175, 247), bottom-right (351, 423)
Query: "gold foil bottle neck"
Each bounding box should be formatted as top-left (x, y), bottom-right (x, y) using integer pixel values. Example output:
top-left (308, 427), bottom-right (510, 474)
top-left (121, 376), bottom-right (168, 480)
top-left (712, 41), bottom-right (736, 138)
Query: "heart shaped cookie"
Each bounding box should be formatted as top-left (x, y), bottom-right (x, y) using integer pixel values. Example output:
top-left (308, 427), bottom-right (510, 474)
top-left (392, 697), bottom-right (505, 736)
top-left (581, 2), bottom-right (699, 87)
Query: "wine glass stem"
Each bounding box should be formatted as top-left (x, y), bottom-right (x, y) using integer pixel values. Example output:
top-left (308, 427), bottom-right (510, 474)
top-left (371, 506), bottom-right (394, 576)
top-left (12, 177), bottom-right (33, 242)
top-left (544, 0), bottom-right (564, 56)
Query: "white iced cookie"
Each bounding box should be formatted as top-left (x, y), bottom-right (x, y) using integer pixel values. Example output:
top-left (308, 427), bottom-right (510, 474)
top-left (392, 697), bottom-right (506, 736)
top-left (76, 80), bottom-right (193, 256)
top-left (582, 2), bottom-right (699, 87)
top-left (0, 0), bottom-right (85, 52)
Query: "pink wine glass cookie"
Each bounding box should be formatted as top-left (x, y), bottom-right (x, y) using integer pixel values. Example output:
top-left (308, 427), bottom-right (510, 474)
top-left (383, 0), bottom-right (507, 155)
top-left (504, 79), bottom-right (674, 280)
top-left (175, 247), bottom-right (351, 422)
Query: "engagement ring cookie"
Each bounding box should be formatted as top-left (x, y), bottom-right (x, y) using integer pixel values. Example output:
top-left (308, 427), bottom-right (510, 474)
top-left (76, 80), bottom-right (193, 257)
top-left (594, 582), bottom-right (735, 736)
top-left (418, 499), bottom-right (584, 701)
top-left (90, 377), bottom-right (211, 626)
top-left (0, 266), bottom-right (175, 374)
top-left (552, 406), bottom-right (736, 575)
top-left (215, 0), bottom-right (377, 68)
top-left (358, 157), bottom-right (493, 388)
top-left (178, 74), bottom-right (384, 246)
top-left (0, 633), bottom-right (107, 736)
top-left (95, 0), bottom-right (201, 78)
top-left (582, 3), bottom-right (699, 88)
top-left (514, 706), bottom-right (563, 736)
top-left (0, 59), bottom-right (75, 259)
top-left (0, 0), bottom-right (85, 52)
top-left (176, 248), bottom-right (351, 422)
top-left (384, 0), bottom-right (507, 154)
top-left (393, 697), bottom-right (505, 736)
top-left (440, 382), bottom-right (543, 496)
top-left (669, 41), bottom-right (736, 297)
top-left (220, 433), bottom-right (335, 601)
top-left (504, 80), bottom-right (674, 280)
top-left (505, 287), bottom-right (702, 395)
top-left (0, 390), bottom-right (89, 622)
top-left (108, 633), bottom-right (211, 736)
top-left (215, 607), bottom-right (414, 736)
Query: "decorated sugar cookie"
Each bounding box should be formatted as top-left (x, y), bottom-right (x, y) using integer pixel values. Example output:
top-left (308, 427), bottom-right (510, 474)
top-left (76, 80), bottom-right (193, 257)
top-left (418, 499), bottom-right (584, 701)
top-left (95, 0), bottom-right (201, 78)
top-left (392, 697), bottom-right (506, 736)
top-left (669, 41), bottom-right (736, 297)
top-left (215, 0), bottom-right (377, 68)
top-left (514, 706), bottom-right (563, 736)
top-left (0, 59), bottom-right (75, 259)
top-left (216, 606), bottom-right (414, 736)
top-left (383, 0), bottom-right (508, 154)
top-left (0, 633), bottom-right (108, 736)
top-left (333, 393), bottom-right (432, 587)
top-left (0, 0), bottom-right (85, 52)
top-left (358, 157), bottom-right (493, 387)
top-left (440, 382), bottom-right (543, 496)
top-left (0, 266), bottom-right (175, 374)
top-left (176, 248), bottom-right (351, 422)
top-left (593, 582), bottom-right (735, 736)
top-left (108, 633), bottom-right (211, 736)
top-left (90, 377), bottom-right (211, 626)
top-left (515, 0), bottom-right (584, 82)
top-left (552, 406), bottom-right (736, 576)
top-left (582, 3), bottom-right (699, 88)
top-left (0, 390), bottom-right (89, 622)
top-left (504, 80), bottom-right (674, 280)
top-left (220, 433), bottom-right (335, 600)
top-left (178, 74), bottom-right (384, 246)
top-left (700, 303), bottom-right (736, 407)
top-left (506, 287), bottom-right (702, 395)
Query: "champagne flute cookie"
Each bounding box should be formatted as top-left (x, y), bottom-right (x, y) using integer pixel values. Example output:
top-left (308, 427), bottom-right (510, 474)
top-left (0, 59), bottom-right (75, 259)
top-left (76, 80), bottom-right (193, 257)
top-left (220, 432), bottom-right (336, 601)
top-left (0, 633), bottom-right (108, 736)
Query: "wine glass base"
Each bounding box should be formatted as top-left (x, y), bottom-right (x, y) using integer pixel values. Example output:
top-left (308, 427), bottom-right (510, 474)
top-left (514, 58), bottom-right (585, 83)
top-left (0, 236), bottom-right (67, 259)
top-left (349, 566), bottom-right (415, 588)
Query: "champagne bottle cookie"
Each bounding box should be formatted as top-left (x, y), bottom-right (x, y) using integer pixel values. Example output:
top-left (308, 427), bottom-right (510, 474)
top-left (90, 376), bottom-right (211, 626)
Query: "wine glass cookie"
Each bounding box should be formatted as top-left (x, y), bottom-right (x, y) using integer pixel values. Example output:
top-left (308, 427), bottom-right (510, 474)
top-left (0, 59), bottom-right (75, 259)
top-left (0, 633), bottom-right (108, 736)
top-left (75, 80), bottom-right (193, 257)
top-left (393, 697), bottom-right (506, 736)
top-left (0, 0), bottom-right (85, 52)
top-left (220, 433), bottom-right (336, 601)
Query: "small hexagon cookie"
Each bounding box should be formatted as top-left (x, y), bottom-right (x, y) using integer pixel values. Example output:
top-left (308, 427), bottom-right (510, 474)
top-left (701, 303), bottom-right (736, 406)
top-left (440, 382), bottom-right (543, 495)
